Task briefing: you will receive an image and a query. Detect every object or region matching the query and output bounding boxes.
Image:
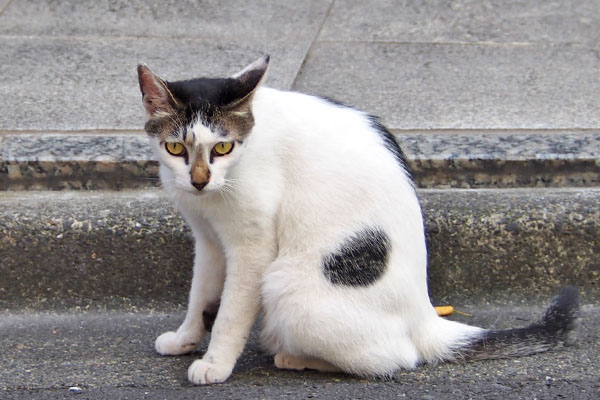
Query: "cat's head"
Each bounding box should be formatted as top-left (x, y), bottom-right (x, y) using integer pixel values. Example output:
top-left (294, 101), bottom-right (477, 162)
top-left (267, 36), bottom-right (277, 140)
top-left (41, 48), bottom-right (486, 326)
top-left (137, 55), bottom-right (269, 195)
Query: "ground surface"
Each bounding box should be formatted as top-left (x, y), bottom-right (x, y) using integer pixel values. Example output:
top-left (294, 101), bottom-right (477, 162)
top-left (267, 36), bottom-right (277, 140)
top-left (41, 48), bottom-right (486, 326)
top-left (2, 305), bottom-right (598, 399)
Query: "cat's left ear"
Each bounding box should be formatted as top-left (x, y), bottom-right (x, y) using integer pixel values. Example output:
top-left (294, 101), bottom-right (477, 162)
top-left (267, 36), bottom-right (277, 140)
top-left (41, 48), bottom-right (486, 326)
top-left (227, 54), bottom-right (270, 108)
top-left (137, 64), bottom-right (179, 117)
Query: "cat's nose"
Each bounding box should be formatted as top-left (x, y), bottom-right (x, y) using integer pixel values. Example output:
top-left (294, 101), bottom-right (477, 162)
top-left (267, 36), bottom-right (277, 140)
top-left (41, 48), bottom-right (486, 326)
top-left (192, 181), bottom-right (208, 191)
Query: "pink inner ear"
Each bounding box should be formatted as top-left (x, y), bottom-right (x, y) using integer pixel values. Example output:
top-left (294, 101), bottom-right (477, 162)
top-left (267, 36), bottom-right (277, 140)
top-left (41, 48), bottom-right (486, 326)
top-left (139, 70), bottom-right (161, 97)
top-left (138, 66), bottom-right (171, 115)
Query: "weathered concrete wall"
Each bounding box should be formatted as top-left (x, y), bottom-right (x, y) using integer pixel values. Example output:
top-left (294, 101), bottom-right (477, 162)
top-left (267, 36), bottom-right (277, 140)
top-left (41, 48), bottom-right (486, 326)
top-left (2, 189), bottom-right (598, 311)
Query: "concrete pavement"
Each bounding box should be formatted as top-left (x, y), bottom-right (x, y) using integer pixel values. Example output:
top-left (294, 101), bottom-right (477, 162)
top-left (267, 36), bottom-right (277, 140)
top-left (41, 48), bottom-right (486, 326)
top-left (2, 306), bottom-right (599, 399)
top-left (1, 0), bottom-right (599, 131)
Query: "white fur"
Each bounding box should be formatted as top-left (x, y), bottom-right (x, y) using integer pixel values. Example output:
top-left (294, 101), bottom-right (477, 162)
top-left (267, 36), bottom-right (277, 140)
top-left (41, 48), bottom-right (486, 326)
top-left (151, 86), bottom-right (483, 384)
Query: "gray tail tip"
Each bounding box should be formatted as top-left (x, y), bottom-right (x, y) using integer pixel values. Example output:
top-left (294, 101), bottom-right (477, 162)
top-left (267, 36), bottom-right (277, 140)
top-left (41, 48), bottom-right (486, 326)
top-left (543, 286), bottom-right (580, 331)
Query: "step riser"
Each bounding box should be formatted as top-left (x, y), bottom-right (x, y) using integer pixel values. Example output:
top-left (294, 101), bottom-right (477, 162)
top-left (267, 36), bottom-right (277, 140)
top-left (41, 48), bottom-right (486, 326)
top-left (2, 189), bottom-right (597, 311)
top-left (3, 159), bottom-right (599, 191)
top-left (422, 189), bottom-right (600, 304)
top-left (1, 132), bottom-right (598, 190)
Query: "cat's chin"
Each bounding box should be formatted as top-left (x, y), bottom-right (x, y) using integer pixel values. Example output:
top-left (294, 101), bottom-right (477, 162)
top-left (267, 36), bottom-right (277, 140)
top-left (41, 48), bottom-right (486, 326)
top-left (182, 189), bottom-right (208, 197)
top-left (179, 187), bottom-right (219, 198)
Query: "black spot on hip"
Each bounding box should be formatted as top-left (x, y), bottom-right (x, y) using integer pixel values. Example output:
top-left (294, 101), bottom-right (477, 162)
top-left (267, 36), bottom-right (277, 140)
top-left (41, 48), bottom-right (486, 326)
top-left (322, 228), bottom-right (390, 286)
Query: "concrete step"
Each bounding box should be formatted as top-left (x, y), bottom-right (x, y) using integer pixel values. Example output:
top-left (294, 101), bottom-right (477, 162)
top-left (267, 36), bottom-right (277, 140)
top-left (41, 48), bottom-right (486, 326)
top-left (1, 305), bottom-right (599, 398)
top-left (292, 41), bottom-right (600, 131)
top-left (2, 1), bottom-right (598, 132)
top-left (1, 131), bottom-right (598, 190)
top-left (1, 188), bottom-right (598, 312)
top-left (0, 1), bottom-right (329, 131)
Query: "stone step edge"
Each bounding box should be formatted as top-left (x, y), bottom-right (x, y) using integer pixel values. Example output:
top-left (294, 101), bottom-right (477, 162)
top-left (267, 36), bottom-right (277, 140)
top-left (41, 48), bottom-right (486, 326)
top-left (0, 131), bottom-right (598, 190)
top-left (1, 188), bottom-right (598, 311)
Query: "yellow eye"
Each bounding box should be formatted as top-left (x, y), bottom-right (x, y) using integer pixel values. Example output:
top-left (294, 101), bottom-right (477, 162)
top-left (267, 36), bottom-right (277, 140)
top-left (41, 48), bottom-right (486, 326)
top-left (165, 142), bottom-right (186, 156)
top-left (212, 141), bottom-right (234, 156)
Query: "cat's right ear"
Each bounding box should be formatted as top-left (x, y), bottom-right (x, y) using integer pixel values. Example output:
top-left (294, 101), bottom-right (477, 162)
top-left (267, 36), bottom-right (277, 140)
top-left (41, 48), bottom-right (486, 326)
top-left (137, 64), bottom-right (178, 117)
top-left (228, 54), bottom-right (270, 104)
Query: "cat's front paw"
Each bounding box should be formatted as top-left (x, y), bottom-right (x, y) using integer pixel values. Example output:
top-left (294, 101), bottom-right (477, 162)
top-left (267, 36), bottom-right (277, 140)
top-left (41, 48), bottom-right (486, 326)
top-left (155, 331), bottom-right (199, 356)
top-left (188, 358), bottom-right (233, 385)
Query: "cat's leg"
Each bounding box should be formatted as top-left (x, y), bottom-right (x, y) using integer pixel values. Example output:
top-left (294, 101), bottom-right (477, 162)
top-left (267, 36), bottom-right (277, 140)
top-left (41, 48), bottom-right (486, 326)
top-left (187, 238), bottom-right (275, 385)
top-left (155, 228), bottom-right (225, 356)
top-left (274, 352), bottom-right (340, 373)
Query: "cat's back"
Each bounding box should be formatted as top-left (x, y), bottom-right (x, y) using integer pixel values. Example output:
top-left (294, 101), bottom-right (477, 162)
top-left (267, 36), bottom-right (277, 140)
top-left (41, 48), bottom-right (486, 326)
top-left (247, 86), bottom-right (418, 246)
top-left (251, 87), bottom-right (410, 186)
top-left (252, 87), bottom-right (368, 139)
top-left (251, 87), bottom-right (396, 165)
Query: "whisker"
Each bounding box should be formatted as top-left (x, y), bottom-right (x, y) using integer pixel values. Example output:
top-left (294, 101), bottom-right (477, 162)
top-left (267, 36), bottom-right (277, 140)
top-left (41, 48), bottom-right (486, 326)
top-left (136, 177), bottom-right (161, 181)
top-left (218, 181), bottom-right (237, 207)
top-left (223, 177), bottom-right (246, 191)
top-left (159, 180), bottom-right (179, 191)
top-left (224, 177), bottom-right (245, 184)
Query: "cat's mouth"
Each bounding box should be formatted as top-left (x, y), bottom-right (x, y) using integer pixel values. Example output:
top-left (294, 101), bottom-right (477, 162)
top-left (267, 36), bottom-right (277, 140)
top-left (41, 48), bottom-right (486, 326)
top-left (186, 184), bottom-right (220, 197)
top-left (189, 187), bottom-right (210, 196)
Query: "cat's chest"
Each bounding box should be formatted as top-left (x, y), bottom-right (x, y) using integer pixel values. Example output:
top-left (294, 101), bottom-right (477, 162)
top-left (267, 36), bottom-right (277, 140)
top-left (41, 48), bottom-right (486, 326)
top-left (174, 186), bottom-right (273, 238)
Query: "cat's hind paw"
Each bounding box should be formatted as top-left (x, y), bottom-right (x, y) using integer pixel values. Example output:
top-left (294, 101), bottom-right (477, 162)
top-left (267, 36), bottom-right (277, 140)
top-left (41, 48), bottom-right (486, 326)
top-left (274, 352), bottom-right (340, 373)
top-left (188, 358), bottom-right (233, 385)
top-left (155, 331), bottom-right (198, 356)
top-left (274, 352), bottom-right (307, 370)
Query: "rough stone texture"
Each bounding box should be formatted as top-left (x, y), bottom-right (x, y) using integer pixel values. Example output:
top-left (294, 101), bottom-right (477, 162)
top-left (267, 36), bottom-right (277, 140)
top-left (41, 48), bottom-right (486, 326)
top-left (0, 37), bottom-right (306, 131)
top-left (405, 131), bottom-right (600, 188)
top-left (0, 0), bottom-right (331, 131)
top-left (319, 0), bottom-right (600, 44)
top-left (0, 0), bottom-right (10, 15)
top-left (0, 0), bottom-right (330, 43)
top-left (0, 189), bottom-right (598, 312)
top-left (292, 42), bottom-right (600, 130)
top-left (422, 189), bottom-right (600, 305)
top-left (1, 306), bottom-right (598, 398)
top-left (0, 133), bottom-right (157, 190)
top-left (2, 0), bottom-right (599, 132)
top-left (2, 132), bottom-right (598, 190)
top-left (0, 191), bottom-right (192, 312)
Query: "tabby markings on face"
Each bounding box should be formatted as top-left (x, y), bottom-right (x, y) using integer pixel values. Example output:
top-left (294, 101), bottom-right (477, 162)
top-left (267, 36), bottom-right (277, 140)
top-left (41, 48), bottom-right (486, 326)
top-left (138, 57), bottom-right (270, 193)
top-left (163, 138), bottom-right (236, 191)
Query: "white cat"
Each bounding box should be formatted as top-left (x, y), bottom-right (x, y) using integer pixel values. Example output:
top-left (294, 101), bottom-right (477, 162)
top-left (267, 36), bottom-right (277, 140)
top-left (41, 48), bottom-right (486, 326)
top-left (137, 55), bottom-right (578, 385)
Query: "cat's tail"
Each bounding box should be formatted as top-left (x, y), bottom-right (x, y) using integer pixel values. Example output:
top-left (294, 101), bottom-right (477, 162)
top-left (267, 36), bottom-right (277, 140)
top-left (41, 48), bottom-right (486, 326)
top-left (462, 286), bottom-right (579, 360)
top-left (416, 286), bottom-right (580, 364)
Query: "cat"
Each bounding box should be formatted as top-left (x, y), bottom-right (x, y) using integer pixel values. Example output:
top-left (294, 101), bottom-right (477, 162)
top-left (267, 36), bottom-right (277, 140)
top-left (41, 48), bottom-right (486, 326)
top-left (137, 55), bottom-right (579, 385)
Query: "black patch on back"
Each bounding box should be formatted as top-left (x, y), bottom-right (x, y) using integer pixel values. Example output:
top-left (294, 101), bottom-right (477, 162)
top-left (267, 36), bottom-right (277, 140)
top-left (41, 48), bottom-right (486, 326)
top-left (322, 228), bottom-right (390, 287)
top-left (368, 115), bottom-right (412, 180)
